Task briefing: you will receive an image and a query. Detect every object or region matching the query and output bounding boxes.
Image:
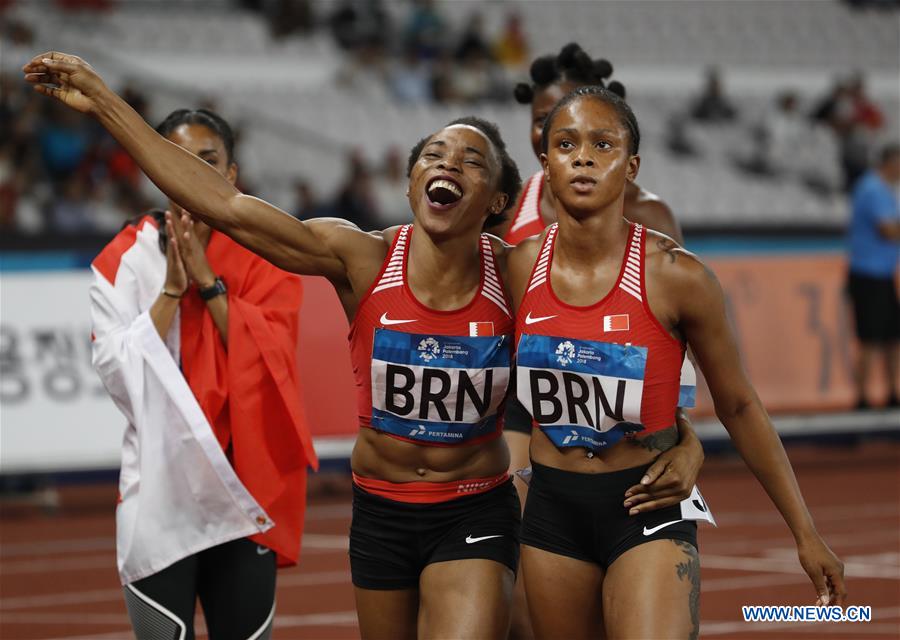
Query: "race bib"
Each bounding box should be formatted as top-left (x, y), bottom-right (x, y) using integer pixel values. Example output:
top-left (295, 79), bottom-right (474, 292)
top-left (516, 334), bottom-right (647, 451)
top-left (371, 329), bottom-right (511, 444)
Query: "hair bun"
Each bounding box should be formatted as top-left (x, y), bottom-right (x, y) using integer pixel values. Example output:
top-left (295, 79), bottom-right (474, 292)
top-left (513, 83), bottom-right (534, 104)
top-left (557, 42), bottom-right (583, 69)
top-left (530, 56), bottom-right (557, 85)
top-left (607, 80), bottom-right (626, 99)
top-left (594, 58), bottom-right (613, 79)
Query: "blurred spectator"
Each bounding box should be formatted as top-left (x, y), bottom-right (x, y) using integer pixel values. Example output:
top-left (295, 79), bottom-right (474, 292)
top-left (844, 0), bottom-right (900, 8)
top-left (452, 47), bottom-right (506, 104)
top-left (55, 0), bottom-right (115, 10)
top-left (330, 0), bottom-right (389, 52)
top-left (455, 12), bottom-right (490, 61)
top-left (493, 11), bottom-right (528, 68)
top-left (736, 91), bottom-right (807, 178)
top-left (50, 175), bottom-right (94, 234)
top-left (334, 150), bottom-right (379, 230)
top-left (389, 47), bottom-right (433, 103)
top-left (691, 67), bottom-right (738, 123)
top-left (812, 74), bottom-right (885, 190)
top-left (371, 147), bottom-right (410, 226)
top-left (403, 0), bottom-right (447, 60)
top-left (291, 179), bottom-right (324, 219)
top-left (665, 114), bottom-right (700, 158)
top-left (846, 143), bottom-right (900, 409)
top-left (264, 0), bottom-right (314, 39)
top-left (39, 105), bottom-right (90, 180)
top-left (846, 74), bottom-right (884, 130)
top-left (430, 51), bottom-right (458, 104)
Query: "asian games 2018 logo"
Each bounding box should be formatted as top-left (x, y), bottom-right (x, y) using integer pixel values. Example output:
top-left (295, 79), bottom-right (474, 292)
top-left (555, 340), bottom-right (576, 367)
top-left (418, 337), bottom-right (441, 362)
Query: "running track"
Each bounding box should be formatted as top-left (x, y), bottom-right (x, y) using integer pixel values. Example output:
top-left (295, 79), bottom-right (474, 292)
top-left (1, 441), bottom-right (898, 639)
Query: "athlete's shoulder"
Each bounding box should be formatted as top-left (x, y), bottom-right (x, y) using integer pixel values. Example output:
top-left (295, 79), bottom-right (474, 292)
top-left (626, 184), bottom-right (682, 242)
top-left (379, 225), bottom-right (406, 246)
top-left (645, 228), bottom-right (717, 296)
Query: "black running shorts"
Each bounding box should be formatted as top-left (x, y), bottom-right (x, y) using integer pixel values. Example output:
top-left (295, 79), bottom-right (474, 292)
top-left (521, 461), bottom-right (697, 569)
top-left (848, 272), bottom-right (900, 343)
top-left (349, 479), bottom-right (521, 590)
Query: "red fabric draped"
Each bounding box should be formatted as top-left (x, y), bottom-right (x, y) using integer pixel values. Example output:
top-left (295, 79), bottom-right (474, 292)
top-left (179, 231), bottom-right (318, 567)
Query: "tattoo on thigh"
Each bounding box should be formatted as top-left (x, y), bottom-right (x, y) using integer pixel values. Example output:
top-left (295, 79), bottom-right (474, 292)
top-left (632, 425), bottom-right (678, 452)
top-left (673, 540), bottom-right (700, 640)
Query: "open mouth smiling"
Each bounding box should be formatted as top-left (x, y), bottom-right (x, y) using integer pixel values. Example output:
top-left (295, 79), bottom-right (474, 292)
top-left (426, 176), bottom-right (464, 209)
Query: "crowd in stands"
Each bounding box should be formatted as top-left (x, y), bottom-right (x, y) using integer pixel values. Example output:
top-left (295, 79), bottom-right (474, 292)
top-left (667, 67), bottom-right (888, 196)
top-left (329, 0), bottom-right (529, 105)
top-left (1, 0), bottom-right (897, 242)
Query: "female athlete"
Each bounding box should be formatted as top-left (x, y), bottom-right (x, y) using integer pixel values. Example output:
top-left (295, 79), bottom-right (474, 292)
top-left (500, 45), bottom-right (703, 639)
top-left (89, 108), bottom-right (316, 639)
top-left (505, 85), bottom-right (846, 639)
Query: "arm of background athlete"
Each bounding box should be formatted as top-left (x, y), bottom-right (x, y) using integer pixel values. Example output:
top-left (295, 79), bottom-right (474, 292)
top-left (24, 52), bottom-right (368, 283)
top-left (623, 410), bottom-right (704, 514)
top-left (675, 252), bottom-right (846, 606)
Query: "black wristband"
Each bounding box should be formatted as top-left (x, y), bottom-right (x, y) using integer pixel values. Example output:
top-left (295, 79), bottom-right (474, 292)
top-left (199, 276), bottom-right (227, 301)
top-left (162, 289), bottom-right (183, 299)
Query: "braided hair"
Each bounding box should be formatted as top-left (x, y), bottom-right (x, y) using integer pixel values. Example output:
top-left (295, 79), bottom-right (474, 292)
top-left (513, 42), bottom-right (626, 104)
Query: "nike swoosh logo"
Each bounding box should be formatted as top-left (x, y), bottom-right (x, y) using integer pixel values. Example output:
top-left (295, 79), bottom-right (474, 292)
top-left (525, 312), bottom-right (557, 325)
top-left (465, 534), bottom-right (503, 544)
top-left (642, 520), bottom-right (682, 536)
top-left (380, 313), bottom-right (416, 326)
top-left (256, 545), bottom-right (270, 555)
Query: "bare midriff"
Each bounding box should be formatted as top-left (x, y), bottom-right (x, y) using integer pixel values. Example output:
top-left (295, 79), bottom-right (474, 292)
top-left (529, 424), bottom-right (678, 474)
top-left (351, 426), bottom-right (510, 483)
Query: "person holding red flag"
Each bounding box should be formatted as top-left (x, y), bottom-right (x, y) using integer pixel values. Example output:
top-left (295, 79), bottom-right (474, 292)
top-left (89, 108), bottom-right (317, 639)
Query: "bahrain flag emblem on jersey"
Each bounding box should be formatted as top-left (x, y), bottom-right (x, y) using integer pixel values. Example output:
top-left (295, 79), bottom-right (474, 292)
top-left (603, 314), bottom-right (629, 332)
top-left (469, 322), bottom-right (495, 336)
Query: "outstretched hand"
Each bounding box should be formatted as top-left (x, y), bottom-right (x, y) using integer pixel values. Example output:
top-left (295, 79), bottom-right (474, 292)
top-left (798, 536), bottom-right (847, 606)
top-left (22, 51), bottom-right (108, 114)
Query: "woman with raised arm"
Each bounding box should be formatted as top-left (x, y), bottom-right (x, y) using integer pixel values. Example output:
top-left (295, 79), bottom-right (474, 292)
top-left (88, 107), bottom-right (316, 639)
top-left (25, 52), bottom-right (705, 639)
top-left (504, 85), bottom-right (846, 639)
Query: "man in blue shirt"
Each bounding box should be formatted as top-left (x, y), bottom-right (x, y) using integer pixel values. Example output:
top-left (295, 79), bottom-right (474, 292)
top-left (847, 143), bottom-right (900, 409)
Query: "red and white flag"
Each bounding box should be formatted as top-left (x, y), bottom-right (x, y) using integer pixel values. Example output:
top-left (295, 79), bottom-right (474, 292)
top-left (603, 314), bottom-right (629, 332)
top-left (469, 321), bottom-right (494, 336)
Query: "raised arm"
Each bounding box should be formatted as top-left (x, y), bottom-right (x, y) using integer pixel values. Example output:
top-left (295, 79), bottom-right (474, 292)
top-left (673, 252), bottom-right (846, 606)
top-left (23, 52), bottom-right (364, 282)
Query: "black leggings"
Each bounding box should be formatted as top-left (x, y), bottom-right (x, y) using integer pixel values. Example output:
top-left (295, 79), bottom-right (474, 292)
top-left (123, 538), bottom-right (277, 640)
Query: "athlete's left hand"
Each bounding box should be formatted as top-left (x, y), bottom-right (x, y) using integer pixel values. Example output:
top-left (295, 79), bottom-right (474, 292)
top-left (623, 424), bottom-right (704, 515)
top-left (170, 207), bottom-right (217, 288)
top-left (798, 536), bottom-right (846, 606)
